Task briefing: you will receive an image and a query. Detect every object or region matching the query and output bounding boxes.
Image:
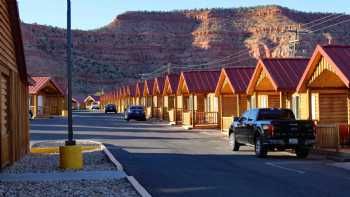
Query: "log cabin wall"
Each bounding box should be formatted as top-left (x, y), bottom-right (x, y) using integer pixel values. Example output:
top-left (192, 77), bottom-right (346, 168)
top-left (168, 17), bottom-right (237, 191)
top-left (268, 94), bottom-right (280, 108)
top-left (0, 0), bottom-right (29, 168)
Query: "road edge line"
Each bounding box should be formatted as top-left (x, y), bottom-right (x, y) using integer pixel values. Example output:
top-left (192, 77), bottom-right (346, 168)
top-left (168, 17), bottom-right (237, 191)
top-left (95, 141), bottom-right (152, 197)
top-left (126, 176), bottom-right (152, 197)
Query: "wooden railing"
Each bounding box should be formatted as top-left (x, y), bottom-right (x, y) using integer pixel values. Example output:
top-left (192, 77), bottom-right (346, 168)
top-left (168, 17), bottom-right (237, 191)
top-left (182, 111), bottom-right (192, 126)
top-left (152, 107), bottom-right (161, 119)
top-left (195, 111), bottom-right (218, 125)
top-left (162, 107), bottom-right (169, 121)
top-left (316, 123), bottom-right (350, 150)
top-left (176, 108), bottom-right (183, 123)
top-left (146, 107), bottom-right (152, 119)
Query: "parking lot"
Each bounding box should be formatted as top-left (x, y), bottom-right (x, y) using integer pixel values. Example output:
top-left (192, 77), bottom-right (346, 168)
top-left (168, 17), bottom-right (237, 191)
top-left (30, 112), bottom-right (350, 197)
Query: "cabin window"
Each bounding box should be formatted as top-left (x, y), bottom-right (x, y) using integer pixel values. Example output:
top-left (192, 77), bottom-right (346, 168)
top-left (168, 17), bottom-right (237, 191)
top-left (38, 95), bottom-right (44, 115)
top-left (260, 95), bottom-right (268, 108)
top-left (214, 96), bottom-right (219, 112)
top-left (311, 94), bottom-right (318, 120)
top-left (292, 95), bottom-right (300, 119)
top-left (249, 95), bottom-right (256, 109)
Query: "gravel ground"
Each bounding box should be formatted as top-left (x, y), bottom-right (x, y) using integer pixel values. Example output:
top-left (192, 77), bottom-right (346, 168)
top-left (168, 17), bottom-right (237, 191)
top-left (3, 151), bottom-right (116, 174)
top-left (0, 178), bottom-right (140, 197)
top-left (31, 140), bottom-right (100, 148)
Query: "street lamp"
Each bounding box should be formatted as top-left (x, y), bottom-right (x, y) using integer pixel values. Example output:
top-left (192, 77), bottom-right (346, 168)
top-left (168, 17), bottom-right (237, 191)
top-left (66, 0), bottom-right (75, 146)
top-left (59, 0), bottom-right (83, 170)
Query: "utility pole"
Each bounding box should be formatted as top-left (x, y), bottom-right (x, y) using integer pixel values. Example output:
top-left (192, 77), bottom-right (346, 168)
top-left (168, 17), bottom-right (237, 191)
top-left (66, 0), bottom-right (75, 146)
top-left (167, 63), bottom-right (171, 74)
top-left (288, 24), bottom-right (308, 57)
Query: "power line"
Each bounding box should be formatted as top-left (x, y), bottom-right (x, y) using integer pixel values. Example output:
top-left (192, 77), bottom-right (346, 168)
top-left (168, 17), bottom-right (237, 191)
top-left (308, 17), bottom-right (350, 33)
top-left (301, 13), bottom-right (343, 28)
top-left (306, 13), bottom-right (346, 30)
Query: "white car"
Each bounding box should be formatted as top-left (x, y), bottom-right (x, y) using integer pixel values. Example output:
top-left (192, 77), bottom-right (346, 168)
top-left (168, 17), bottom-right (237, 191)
top-left (90, 103), bottom-right (100, 111)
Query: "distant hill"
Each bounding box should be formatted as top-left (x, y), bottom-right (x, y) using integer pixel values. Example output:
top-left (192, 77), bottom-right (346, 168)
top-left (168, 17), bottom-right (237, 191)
top-left (21, 5), bottom-right (350, 96)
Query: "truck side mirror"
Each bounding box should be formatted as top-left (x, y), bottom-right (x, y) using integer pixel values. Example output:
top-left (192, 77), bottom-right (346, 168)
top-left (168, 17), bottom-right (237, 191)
top-left (234, 117), bottom-right (240, 122)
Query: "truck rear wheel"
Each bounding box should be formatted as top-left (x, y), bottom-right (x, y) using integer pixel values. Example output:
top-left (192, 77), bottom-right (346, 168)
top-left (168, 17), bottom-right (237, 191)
top-left (255, 136), bottom-right (267, 158)
top-left (295, 147), bottom-right (310, 159)
top-left (229, 132), bottom-right (240, 151)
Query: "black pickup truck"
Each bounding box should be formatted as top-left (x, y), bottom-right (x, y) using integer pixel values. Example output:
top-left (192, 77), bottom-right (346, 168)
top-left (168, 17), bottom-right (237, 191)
top-left (229, 108), bottom-right (316, 158)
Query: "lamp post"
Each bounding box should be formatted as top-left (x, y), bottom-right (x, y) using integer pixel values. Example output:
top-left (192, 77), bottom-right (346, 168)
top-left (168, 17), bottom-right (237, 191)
top-left (66, 0), bottom-right (75, 146)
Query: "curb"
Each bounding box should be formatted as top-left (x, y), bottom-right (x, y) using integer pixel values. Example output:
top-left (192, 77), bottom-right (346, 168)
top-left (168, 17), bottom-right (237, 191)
top-left (98, 142), bottom-right (152, 197)
top-left (126, 176), bottom-right (152, 197)
top-left (99, 143), bottom-right (124, 171)
top-left (29, 140), bottom-right (152, 196)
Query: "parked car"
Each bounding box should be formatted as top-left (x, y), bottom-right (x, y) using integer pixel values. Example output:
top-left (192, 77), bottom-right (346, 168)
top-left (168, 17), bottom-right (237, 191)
top-left (90, 102), bottom-right (100, 110)
top-left (105, 104), bottom-right (117, 114)
top-left (229, 108), bottom-right (316, 158)
top-left (124, 105), bottom-right (146, 121)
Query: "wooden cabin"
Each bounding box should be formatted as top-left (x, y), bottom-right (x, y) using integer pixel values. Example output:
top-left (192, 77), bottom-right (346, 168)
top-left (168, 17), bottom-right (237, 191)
top-left (128, 84), bottom-right (137, 106)
top-left (84, 95), bottom-right (100, 110)
top-left (152, 76), bottom-right (165, 119)
top-left (29, 77), bottom-right (66, 118)
top-left (116, 88), bottom-right (122, 112)
top-left (144, 79), bottom-right (154, 119)
top-left (246, 58), bottom-right (309, 119)
top-left (122, 86), bottom-right (129, 112)
top-left (296, 45), bottom-right (350, 149)
top-left (215, 67), bottom-right (255, 132)
top-left (136, 81), bottom-right (145, 107)
top-left (163, 74), bottom-right (180, 123)
top-left (177, 70), bottom-right (221, 129)
top-left (0, 0), bottom-right (30, 168)
top-left (72, 98), bottom-right (80, 110)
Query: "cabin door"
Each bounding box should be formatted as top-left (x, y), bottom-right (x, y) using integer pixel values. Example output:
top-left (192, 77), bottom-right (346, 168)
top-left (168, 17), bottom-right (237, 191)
top-left (46, 96), bottom-right (59, 115)
top-left (0, 73), bottom-right (10, 168)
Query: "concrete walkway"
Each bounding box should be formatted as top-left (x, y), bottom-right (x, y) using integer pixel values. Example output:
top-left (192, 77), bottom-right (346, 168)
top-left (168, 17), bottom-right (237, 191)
top-left (0, 170), bottom-right (127, 182)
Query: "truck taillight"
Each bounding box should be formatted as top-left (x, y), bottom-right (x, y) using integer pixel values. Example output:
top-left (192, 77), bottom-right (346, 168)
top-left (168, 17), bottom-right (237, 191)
top-left (263, 125), bottom-right (274, 136)
top-left (312, 121), bottom-right (317, 137)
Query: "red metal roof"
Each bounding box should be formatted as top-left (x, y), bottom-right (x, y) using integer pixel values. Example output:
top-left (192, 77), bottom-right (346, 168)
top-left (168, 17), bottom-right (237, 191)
top-left (319, 45), bottom-right (350, 86)
top-left (166, 74), bottom-right (179, 94)
top-left (136, 81), bottom-right (144, 96)
top-left (153, 76), bottom-right (165, 95)
top-left (261, 58), bottom-right (309, 91)
top-left (156, 76), bottom-right (165, 93)
top-left (182, 70), bottom-right (220, 93)
top-left (29, 77), bottom-right (64, 95)
top-left (129, 84), bottom-right (137, 97)
top-left (224, 67), bottom-right (255, 93)
top-left (144, 79), bottom-right (154, 96)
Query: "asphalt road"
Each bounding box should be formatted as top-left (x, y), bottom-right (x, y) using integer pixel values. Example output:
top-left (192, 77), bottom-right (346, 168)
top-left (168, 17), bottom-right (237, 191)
top-left (30, 112), bottom-right (350, 197)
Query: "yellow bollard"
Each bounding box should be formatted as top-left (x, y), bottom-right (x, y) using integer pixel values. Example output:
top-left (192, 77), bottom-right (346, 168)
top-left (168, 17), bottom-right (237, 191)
top-left (59, 145), bottom-right (83, 170)
top-left (61, 110), bottom-right (68, 117)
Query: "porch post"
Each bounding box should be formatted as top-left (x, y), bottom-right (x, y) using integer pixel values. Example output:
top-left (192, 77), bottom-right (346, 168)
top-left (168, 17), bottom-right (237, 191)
top-left (279, 91), bottom-right (284, 108)
top-left (236, 94), bottom-right (240, 117)
top-left (219, 95), bottom-right (223, 130)
top-left (174, 95), bottom-right (177, 123)
top-left (255, 92), bottom-right (258, 108)
top-left (307, 89), bottom-right (312, 120)
top-left (33, 95), bottom-right (38, 117)
top-left (191, 94), bottom-right (195, 128)
top-left (347, 89), bottom-right (350, 125)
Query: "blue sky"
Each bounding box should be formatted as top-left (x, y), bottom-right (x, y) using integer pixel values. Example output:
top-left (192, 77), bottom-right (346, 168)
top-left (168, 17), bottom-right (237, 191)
top-left (18, 0), bottom-right (350, 30)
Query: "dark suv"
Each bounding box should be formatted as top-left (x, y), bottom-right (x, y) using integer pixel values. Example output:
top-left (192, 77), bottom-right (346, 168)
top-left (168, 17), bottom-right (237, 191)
top-left (229, 108), bottom-right (316, 158)
top-left (124, 106), bottom-right (146, 121)
top-left (105, 104), bottom-right (117, 114)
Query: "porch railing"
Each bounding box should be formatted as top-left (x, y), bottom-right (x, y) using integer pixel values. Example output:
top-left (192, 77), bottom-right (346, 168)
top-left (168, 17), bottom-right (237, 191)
top-left (316, 123), bottom-right (350, 150)
top-left (176, 108), bottom-right (183, 123)
top-left (195, 111), bottom-right (218, 125)
top-left (152, 107), bottom-right (161, 119)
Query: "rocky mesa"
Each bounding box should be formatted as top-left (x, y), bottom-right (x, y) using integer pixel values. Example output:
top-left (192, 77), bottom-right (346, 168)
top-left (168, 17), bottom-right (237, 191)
top-left (21, 5), bottom-right (350, 96)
